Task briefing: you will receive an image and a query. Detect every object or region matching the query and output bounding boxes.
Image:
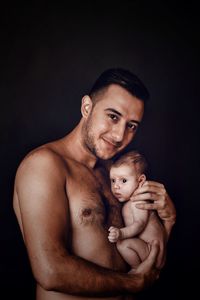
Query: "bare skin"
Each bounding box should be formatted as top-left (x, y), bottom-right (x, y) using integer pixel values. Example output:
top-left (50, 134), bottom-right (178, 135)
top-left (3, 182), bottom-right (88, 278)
top-left (108, 164), bottom-right (165, 269)
top-left (13, 84), bottom-right (176, 299)
top-left (110, 203), bottom-right (165, 269)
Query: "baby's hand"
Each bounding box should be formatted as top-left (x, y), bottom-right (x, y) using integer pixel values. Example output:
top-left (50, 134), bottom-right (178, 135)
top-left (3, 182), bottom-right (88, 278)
top-left (108, 226), bottom-right (121, 243)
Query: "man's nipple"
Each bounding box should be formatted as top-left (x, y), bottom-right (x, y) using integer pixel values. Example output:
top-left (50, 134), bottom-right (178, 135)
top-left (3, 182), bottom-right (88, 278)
top-left (82, 208), bottom-right (92, 217)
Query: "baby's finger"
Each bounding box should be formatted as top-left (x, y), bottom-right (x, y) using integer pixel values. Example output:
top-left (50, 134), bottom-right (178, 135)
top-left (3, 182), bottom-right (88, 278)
top-left (109, 232), bottom-right (116, 237)
top-left (108, 237), bottom-right (116, 243)
top-left (108, 226), bottom-right (115, 231)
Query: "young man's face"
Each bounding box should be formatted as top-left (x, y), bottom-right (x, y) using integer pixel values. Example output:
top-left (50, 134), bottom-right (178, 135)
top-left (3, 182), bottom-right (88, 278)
top-left (110, 164), bottom-right (140, 202)
top-left (83, 84), bottom-right (144, 160)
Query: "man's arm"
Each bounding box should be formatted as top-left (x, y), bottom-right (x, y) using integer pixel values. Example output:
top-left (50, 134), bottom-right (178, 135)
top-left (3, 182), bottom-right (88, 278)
top-left (14, 149), bottom-right (160, 296)
top-left (130, 181), bottom-right (176, 240)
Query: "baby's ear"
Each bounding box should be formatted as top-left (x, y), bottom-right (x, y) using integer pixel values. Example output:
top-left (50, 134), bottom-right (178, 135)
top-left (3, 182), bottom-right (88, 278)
top-left (138, 174), bottom-right (146, 188)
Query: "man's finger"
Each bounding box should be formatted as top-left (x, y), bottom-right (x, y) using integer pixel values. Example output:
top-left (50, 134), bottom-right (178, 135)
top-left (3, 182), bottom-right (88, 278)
top-left (131, 193), bottom-right (161, 202)
top-left (133, 185), bottom-right (165, 196)
top-left (135, 203), bottom-right (158, 210)
top-left (143, 181), bottom-right (164, 188)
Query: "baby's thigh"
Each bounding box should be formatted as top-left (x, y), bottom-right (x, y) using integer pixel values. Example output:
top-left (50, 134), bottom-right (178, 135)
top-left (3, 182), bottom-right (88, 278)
top-left (117, 238), bottom-right (150, 261)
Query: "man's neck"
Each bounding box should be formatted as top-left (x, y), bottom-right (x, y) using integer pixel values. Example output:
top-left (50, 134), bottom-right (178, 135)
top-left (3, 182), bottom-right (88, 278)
top-left (60, 121), bottom-right (98, 169)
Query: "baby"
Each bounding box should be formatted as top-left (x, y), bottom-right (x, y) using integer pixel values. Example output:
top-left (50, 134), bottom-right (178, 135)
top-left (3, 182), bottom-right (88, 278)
top-left (108, 150), bottom-right (165, 269)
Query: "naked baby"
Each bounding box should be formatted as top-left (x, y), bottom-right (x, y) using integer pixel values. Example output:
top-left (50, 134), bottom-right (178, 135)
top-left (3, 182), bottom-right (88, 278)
top-left (109, 150), bottom-right (166, 270)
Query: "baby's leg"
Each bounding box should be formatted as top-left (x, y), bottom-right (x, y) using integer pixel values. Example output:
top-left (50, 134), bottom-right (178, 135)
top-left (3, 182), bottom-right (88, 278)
top-left (117, 238), bottom-right (150, 269)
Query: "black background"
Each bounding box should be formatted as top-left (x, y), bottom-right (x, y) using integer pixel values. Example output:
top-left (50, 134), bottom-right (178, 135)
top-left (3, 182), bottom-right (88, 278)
top-left (1, 1), bottom-right (199, 299)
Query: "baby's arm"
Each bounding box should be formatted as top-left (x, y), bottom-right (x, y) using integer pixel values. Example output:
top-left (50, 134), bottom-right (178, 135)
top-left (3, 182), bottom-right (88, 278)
top-left (108, 202), bottom-right (149, 242)
top-left (121, 201), bottom-right (149, 239)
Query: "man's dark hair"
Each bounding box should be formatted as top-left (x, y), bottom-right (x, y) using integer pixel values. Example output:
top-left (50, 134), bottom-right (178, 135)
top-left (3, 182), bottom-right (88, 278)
top-left (89, 68), bottom-right (150, 103)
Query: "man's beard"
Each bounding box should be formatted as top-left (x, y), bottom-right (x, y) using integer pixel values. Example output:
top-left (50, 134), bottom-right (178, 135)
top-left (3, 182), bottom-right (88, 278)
top-left (82, 115), bottom-right (99, 158)
top-left (82, 114), bottom-right (125, 160)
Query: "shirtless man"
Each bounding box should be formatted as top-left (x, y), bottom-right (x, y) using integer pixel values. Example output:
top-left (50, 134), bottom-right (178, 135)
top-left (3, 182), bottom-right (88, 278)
top-left (13, 68), bottom-right (176, 300)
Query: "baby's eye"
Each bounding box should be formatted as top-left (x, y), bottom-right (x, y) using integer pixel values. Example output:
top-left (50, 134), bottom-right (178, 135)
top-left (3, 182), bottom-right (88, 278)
top-left (122, 179), bottom-right (127, 183)
top-left (111, 179), bottom-right (115, 183)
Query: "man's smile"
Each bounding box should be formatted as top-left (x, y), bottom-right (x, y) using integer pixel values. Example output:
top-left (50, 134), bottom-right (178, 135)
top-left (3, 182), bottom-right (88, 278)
top-left (102, 137), bottom-right (121, 149)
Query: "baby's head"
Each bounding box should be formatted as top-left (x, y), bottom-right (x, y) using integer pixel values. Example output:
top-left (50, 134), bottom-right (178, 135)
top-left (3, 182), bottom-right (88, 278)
top-left (110, 150), bottom-right (147, 202)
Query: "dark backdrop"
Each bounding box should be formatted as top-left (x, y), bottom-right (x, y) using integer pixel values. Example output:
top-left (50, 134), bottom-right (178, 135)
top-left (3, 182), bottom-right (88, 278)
top-left (1, 1), bottom-right (199, 299)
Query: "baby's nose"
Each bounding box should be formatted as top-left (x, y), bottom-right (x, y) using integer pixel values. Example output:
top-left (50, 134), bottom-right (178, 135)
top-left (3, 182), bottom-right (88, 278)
top-left (114, 182), bottom-right (120, 189)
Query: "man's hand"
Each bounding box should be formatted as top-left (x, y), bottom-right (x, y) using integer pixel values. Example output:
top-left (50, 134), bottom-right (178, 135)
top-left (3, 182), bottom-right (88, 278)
top-left (108, 226), bottom-right (121, 242)
top-left (130, 181), bottom-right (176, 239)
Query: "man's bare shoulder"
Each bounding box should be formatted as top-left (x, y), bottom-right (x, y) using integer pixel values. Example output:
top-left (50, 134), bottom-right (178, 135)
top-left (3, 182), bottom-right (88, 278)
top-left (15, 143), bottom-right (70, 184)
top-left (15, 141), bottom-right (89, 186)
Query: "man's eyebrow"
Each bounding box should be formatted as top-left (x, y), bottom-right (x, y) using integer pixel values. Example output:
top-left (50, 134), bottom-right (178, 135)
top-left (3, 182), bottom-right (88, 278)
top-left (104, 108), bottom-right (140, 125)
top-left (105, 108), bottom-right (122, 116)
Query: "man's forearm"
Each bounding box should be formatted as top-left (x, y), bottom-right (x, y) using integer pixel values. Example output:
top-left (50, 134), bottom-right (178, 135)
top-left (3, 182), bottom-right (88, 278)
top-left (163, 218), bottom-right (176, 241)
top-left (42, 254), bottom-right (141, 296)
top-left (160, 193), bottom-right (176, 241)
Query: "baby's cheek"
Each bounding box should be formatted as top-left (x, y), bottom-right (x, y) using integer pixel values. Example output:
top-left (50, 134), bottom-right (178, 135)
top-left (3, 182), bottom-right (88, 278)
top-left (126, 186), bottom-right (134, 197)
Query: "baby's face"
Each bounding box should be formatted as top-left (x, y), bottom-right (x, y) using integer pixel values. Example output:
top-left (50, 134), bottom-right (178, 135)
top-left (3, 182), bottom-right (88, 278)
top-left (110, 164), bottom-right (140, 202)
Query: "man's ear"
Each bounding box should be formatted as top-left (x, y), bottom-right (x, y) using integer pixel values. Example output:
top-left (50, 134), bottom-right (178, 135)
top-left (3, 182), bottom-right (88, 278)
top-left (81, 95), bottom-right (93, 118)
top-left (138, 174), bottom-right (146, 188)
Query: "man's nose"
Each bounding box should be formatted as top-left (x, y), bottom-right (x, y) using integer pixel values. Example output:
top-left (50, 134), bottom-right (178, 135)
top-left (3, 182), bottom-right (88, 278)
top-left (111, 124), bottom-right (126, 143)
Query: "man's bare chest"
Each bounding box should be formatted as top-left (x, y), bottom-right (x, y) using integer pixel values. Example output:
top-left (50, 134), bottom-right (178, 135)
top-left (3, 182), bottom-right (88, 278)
top-left (65, 164), bottom-right (123, 229)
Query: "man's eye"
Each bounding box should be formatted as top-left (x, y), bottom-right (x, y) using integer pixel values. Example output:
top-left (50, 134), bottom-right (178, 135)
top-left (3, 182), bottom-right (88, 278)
top-left (108, 114), bottom-right (118, 121)
top-left (122, 179), bottom-right (127, 183)
top-left (127, 123), bottom-right (137, 131)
